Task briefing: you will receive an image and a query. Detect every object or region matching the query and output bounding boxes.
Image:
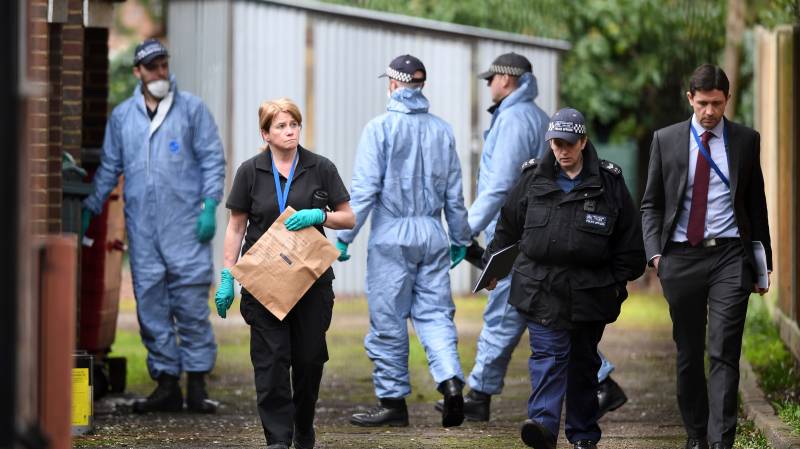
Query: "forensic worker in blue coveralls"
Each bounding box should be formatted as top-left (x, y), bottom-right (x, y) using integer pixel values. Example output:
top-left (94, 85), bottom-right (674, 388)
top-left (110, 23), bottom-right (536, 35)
top-left (482, 108), bottom-right (645, 449)
top-left (82, 39), bottom-right (225, 414)
top-left (439, 53), bottom-right (627, 423)
top-left (336, 54), bottom-right (473, 428)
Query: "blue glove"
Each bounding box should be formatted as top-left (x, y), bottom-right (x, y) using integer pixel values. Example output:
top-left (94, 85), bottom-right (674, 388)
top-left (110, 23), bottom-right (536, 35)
top-left (285, 208), bottom-right (325, 231)
top-left (450, 245), bottom-right (467, 269)
top-left (214, 269), bottom-right (234, 319)
top-left (81, 208), bottom-right (94, 236)
top-left (196, 198), bottom-right (218, 243)
top-left (336, 240), bottom-right (350, 262)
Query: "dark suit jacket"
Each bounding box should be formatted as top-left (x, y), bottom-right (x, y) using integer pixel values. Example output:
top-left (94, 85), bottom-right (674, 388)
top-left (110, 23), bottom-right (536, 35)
top-left (640, 117), bottom-right (772, 273)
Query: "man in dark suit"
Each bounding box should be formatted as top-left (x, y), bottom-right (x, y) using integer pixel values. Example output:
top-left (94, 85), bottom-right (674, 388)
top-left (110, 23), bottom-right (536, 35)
top-left (641, 64), bottom-right (772, 449)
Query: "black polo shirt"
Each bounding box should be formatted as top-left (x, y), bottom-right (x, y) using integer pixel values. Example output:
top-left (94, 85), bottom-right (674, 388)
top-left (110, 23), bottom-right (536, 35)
top-left (226, 146), bottom-right (350, 281)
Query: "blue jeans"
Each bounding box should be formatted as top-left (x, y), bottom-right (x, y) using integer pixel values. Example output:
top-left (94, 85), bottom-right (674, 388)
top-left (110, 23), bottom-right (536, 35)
top-left (527, 322), bottom-right (605, 444)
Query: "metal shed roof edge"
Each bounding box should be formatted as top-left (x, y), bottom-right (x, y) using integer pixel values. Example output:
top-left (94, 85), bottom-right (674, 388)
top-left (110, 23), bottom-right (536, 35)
top-left (247, 0), bottom-right (572, 52)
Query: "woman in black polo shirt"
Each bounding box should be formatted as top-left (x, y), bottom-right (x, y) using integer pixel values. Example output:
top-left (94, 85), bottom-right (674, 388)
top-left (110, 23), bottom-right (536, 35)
top-left (214, 98), bottom-right (354, 449)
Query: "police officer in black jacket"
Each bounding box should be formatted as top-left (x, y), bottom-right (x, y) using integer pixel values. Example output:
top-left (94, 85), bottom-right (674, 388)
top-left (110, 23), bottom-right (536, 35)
top-left (483, 108), bottom-right (645, 449)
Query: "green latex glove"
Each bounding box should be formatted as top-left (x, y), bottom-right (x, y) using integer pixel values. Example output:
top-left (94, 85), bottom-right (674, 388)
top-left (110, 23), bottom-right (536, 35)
top-left (196, 198), bottom-right (218, 243)
top-left (450, 245), bottom-right (467, 269)
top-left (336, 240), bottom-right (350, 262)
top-left (81, 208), bottom-right (94, 236)
top-left (285, 208), bottom-right (325, 231)
top-left (214, 269), bottom-right (234, 319)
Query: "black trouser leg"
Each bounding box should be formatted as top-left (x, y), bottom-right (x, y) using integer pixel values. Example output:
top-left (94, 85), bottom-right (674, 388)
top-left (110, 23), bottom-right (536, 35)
top-left (242, 293), bottom-right (294, 445)
top-left (289, 283), bottom-right (333, 433)
top-left (240, 284), bottom-right (334, 446)
top-left (660, 242), bottom-right (751, 444)
top-left (564, 323), bottom-right (605, 443)
top-left (706, 245), bottom-right (751, 446)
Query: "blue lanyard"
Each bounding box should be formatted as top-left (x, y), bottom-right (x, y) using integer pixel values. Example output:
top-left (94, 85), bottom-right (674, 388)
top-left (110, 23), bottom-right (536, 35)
top-left (690, 122), bottom-right (730, 188)
top-left (271, 151), bottom-right (299, 213)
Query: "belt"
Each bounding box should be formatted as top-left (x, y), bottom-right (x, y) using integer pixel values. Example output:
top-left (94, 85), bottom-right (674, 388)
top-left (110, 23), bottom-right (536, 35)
top-left (670, 237), bottom-right (740, 249)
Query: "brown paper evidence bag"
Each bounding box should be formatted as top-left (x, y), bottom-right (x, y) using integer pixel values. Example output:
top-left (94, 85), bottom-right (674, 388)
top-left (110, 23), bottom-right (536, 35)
top-left (230, 207), bottom-right (339, 321)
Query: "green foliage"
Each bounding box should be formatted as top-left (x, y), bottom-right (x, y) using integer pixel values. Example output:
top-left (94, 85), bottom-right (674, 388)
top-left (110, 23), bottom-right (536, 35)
top-left (742, 296), bottom-right (800, 434)
top-left (752, 0), bottom-right (800, 27)
top-left (733, 417), bottom-right (771, 448)
top-left (109, 45), bottom-right (137, 109)
top-left (324, 0), bottom-right (726, 142)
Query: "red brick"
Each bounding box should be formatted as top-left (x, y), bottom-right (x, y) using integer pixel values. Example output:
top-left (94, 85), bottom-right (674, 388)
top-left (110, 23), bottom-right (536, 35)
top-left (30, 113), bottom-right (48, 129)
top-left (47, 205), bottom-right (61, 221)
top-left (30, 130), bottom-right (48, 146)
top-left (29, 19), bottom-right (48, 36)
top-left (63, 133), bottom-right (81, 147)
top-left (29, 98), bottom-right (48, 114)
top-left (63, 87), bottom-right (81, 101)
top-left (29, 4), bottom-right (48, 22)
top-left (49, 130), bottom-right (63, 144)
top-left (63, 41), bottom-right (82, 56)
top-left (63, 72), bottom-right (81, 86)
top-left (62, 26), bottom-right (83, 41)
top-left (62, 57), bottom-right (82, 71)
top-left (63, 102), bottom-right (81, 116)
top-left (28, 66), bottom-right (47, 81)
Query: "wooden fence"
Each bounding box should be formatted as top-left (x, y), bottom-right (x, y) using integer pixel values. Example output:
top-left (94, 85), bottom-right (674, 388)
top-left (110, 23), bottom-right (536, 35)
top-left (754, 24), bottom-right (800, 361)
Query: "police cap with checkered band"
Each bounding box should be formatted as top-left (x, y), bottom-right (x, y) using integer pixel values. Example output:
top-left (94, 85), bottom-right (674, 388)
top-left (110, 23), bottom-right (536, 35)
top-left (545, 108), bottom-right (587, 144)
top-left (477, 52), bottom-right (532, 80)
top-left (379, 54), bottom-right (427, 83)
top-left (133, 38), bottom-right (169, 66)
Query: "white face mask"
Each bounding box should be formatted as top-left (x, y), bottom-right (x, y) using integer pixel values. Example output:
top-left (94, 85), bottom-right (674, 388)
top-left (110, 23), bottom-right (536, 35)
top-left (146, 79), bottom-right (170, 99)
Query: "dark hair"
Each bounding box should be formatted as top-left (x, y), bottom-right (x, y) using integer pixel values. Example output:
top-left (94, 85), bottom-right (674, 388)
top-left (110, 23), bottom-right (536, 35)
top-left (689, 64), bottom-right (730, 97)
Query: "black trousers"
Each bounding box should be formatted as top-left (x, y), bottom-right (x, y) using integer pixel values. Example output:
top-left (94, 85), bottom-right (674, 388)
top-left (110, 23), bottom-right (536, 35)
top-left (240, 282), bottom-right (334, 446)
top-left (659, 241), bottom-right (753, 446)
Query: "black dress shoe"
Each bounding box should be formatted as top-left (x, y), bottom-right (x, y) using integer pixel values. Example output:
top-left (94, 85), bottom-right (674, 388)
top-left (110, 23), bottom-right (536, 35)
top-left (266, 444), bottom-right (289, 449)
top-left (710, 443), bottom-right (730, 449)
top-left (520, 419), bottom-right (556, 449)
top-left (132, 373), bottom-right (183, 413)
top-left (596, 376), bottom-right (627, 419)
top-left (686, 438), bottom-right (709, 449)
top-left (438, 377), bottom-right (464, 428)
top-left (186, 371), bottom-right (218, 413)
top-left (350, 398), bottom-right (409, 427)
top-left (434, 389), bottom-right (491, 421)
top-left (573, 440), bottom-right (597, 449)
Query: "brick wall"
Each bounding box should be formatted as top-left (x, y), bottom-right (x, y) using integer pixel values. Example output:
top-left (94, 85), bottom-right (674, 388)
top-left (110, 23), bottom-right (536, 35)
top-left (28, 0), bottom-right (110, 237)
top-left (28, 0), bottom-right (50, 236)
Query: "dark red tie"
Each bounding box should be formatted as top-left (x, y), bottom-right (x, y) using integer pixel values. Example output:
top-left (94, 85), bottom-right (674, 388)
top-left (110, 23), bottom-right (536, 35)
top-left (687, 131), bottom-right (712, 246)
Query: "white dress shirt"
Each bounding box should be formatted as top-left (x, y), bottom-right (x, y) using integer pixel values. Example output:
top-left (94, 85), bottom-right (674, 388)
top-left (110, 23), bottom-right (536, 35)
top-left (671, 115), bottom-right (740, 242)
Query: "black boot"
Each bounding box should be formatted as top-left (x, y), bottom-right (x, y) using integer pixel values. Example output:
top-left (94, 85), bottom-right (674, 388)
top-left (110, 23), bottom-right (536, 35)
top-left (438, 377), bottom-right (464, 427)
top-left (434, 389), bottom-right (491, 421)
top-left (132, 373), bottom-right (183, 413)
top-left (596, 376), bottom-right (627, 419)
top-left (350, 398), bottom-right (409, 427)
top-left (186, 371), bottom-right (217, 413)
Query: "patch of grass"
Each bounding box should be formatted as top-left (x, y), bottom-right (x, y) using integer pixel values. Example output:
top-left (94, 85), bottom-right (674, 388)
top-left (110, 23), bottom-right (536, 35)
top-left (616, 293), bottom-right (672, 329)
top-left (742, 296), bottom-right (800, 435)
top-left (734, 417), bottom-right (771, 448)
top-left (777, 402), bottom-right (800, 435)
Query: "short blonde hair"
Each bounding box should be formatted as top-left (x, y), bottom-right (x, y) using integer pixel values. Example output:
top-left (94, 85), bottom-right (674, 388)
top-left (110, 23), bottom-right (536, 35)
top-left (258, 98), bottom-right (302, 132)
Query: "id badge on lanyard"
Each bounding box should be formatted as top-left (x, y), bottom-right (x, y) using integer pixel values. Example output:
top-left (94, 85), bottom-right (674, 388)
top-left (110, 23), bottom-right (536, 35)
top-left (272, 151), bottom-right (300, 213)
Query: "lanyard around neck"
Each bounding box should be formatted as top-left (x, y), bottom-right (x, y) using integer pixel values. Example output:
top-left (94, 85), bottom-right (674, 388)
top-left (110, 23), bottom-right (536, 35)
top-left (271, 150), bottom-right (299, 214)
top-left (690, 121), bottom-right (730, 188)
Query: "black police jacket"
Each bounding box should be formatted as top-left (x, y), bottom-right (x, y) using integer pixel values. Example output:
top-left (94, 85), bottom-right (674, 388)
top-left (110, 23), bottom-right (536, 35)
top-left (485, 141), bottom-right (646, 329)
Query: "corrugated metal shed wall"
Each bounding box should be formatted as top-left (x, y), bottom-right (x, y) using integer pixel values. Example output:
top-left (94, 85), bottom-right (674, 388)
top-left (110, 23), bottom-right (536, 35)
top-left (168, 0), bottom-right (565, 295)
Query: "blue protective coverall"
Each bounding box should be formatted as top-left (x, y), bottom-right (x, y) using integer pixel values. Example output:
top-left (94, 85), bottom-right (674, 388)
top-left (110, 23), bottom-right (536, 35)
top-left (83, 76), bottom-right (225, 379)
top-left (337, 87), bottom-right (472, 399)
top-left (466, 72), bottom-right (553, 395)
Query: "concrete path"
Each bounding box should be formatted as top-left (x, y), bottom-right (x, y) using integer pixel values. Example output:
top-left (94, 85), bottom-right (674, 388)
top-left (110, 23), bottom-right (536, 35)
top-left (77, 294), bottom-right (687, 448)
